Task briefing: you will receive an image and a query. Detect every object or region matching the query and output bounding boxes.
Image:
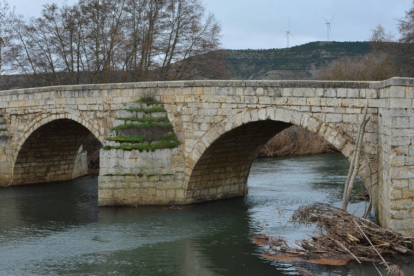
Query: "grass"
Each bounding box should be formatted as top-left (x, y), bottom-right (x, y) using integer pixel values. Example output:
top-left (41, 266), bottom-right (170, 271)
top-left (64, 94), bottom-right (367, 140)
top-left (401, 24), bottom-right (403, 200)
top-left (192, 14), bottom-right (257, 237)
top-left (107, 98), bottom-right (179, 150)
top-left (106, 133), bottom-right (177, 144)
top-left (115, 116), bottom-right (169, 123)
top-left (103, 140), bottom-right (180, 151)
top-left (123, 107), bottom-right (166, 114)
top-left (111, 122), bottom-right (173, 130)
top-left (106, 136), bottom-right (145, 143)
top-left (160, 133), bottom-right (177, 141)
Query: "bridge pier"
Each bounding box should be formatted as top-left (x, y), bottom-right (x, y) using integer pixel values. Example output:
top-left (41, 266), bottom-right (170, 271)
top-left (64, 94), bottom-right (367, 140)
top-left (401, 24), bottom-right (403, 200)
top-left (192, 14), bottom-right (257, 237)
top-left (378, 99), bottom-right (414, 235)
top-left (0, 113), bottom-right (13, 186)
top-left (0, 141), bottom-right (13, 187)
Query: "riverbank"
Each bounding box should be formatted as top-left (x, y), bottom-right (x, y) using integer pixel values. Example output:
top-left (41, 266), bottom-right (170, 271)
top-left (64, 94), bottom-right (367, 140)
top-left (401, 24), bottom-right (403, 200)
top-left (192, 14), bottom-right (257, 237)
top-left (259, 125), bottom-right (338, 157)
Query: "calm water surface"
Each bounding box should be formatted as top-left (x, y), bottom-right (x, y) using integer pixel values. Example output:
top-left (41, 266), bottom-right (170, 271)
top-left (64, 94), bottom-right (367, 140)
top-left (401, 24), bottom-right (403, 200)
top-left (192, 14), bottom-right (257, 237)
top-left (1, 153), bottom-right (413, 275)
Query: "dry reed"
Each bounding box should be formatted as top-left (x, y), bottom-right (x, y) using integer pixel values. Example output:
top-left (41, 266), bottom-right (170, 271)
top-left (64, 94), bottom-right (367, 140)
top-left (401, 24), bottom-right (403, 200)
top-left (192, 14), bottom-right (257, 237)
top-left (259, 126), bottom-right (337, 157)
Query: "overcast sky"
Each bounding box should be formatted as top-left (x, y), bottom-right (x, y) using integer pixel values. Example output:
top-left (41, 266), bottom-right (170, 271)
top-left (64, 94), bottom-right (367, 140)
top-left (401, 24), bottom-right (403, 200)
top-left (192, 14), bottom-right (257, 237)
top-left (10, 0), bottom-right (414, 49)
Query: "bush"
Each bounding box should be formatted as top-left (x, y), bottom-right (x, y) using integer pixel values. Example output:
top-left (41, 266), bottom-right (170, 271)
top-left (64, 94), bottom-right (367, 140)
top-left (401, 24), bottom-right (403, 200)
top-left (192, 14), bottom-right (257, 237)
top-left (259, 126), bottom-right (338, 157)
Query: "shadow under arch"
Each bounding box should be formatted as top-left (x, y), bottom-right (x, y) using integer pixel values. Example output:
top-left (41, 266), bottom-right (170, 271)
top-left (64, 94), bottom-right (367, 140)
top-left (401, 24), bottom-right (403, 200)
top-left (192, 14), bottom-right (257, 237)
top-left (12, 119), bottom-right (102, 185)
top-left (15, 113), bottom-right (104, 160)
top-left (185, 107), bottom-right (376, 209)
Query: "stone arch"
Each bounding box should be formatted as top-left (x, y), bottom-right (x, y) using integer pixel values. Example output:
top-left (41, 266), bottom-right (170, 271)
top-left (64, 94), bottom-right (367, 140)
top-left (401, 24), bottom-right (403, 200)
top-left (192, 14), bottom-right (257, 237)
top-left (14, 112), bottom-right (104, 161)
top-left (185, 107), bottom-right (376, 205)
top-left (12, 115), bottom-right (103, 186)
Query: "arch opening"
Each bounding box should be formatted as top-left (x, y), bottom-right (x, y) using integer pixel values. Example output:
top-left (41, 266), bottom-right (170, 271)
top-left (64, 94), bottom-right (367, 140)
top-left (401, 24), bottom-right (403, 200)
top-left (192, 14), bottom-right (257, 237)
top-left (187, 120), bottom-right (292, 202)
top-left (186, 118), bottom-right (374, 206)
top-left (12, 119), bottom-right (102, 185)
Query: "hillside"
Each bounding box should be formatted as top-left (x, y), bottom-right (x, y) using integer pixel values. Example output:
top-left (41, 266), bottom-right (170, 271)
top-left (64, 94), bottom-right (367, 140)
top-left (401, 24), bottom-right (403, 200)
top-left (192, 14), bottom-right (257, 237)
top-left (226, 41), bottom-right (373, 80)
top-left (0, 41), bottom-right (375, 90)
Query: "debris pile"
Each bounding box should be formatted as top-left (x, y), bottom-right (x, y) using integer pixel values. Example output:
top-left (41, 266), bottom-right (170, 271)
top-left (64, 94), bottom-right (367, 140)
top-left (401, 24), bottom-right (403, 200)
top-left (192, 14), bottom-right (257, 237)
top-left (255, 203), bottom-right (414, 266)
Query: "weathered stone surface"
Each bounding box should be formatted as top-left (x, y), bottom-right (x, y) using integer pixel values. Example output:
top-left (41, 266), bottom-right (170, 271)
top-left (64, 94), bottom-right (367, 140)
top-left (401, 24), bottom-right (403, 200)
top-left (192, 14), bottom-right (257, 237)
top-left (71, 145), bottom-right (89, 179)
top-left (0, 78), bottom-right (414, 234)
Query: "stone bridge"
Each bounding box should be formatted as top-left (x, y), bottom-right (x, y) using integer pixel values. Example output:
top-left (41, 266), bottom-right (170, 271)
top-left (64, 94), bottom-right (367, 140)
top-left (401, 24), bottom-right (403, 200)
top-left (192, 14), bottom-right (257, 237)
top-left (0, 78), bottom-right (413, 234)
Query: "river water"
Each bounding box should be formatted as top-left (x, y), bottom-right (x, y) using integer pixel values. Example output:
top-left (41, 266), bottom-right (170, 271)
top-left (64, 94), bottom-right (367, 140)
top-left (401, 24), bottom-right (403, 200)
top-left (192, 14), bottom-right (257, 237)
top-left (0, 153), bottom-right (413, 276)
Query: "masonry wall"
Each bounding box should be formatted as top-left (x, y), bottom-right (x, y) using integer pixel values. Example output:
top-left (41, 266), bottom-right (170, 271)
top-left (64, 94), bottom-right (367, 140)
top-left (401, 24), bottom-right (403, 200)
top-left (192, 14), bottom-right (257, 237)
top-left (159, 84), bottom-right (380, 214)
top-left (98, 100), bottom-right (184, 206)
top-left (378, 85), bottom-right (414, 236)
top-left (99, 148), bottom-right (185, 206)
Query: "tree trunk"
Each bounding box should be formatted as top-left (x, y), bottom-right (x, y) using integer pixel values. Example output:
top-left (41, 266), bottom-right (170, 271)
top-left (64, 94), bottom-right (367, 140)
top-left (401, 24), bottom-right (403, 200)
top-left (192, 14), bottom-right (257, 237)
top-left (341, 105), bottom-right (370, 211)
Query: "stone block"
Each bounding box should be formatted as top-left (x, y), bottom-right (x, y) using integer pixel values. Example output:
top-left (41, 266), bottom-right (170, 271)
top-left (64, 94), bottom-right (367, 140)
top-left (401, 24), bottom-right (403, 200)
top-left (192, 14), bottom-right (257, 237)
top-left (324, 88), bottom-right (336, 97)
top-left (348, 89), bottom-right (360, 98)
top-left (390, 86), bottom-right (406, 98)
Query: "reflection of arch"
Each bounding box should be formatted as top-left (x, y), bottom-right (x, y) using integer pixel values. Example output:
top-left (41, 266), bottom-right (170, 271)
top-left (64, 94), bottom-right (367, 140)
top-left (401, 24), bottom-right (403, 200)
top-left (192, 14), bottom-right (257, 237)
top-left (185, 107), bottom-right (374, 204)
top-left (12, 118), bottom-right (102, 186)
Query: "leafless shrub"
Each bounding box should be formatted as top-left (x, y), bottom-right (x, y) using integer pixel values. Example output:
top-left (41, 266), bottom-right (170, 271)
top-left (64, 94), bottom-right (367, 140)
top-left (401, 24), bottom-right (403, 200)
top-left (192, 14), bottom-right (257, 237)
top-left (259, 126), bottom-right (337, 157)
top-left (315, 50), bottom-right (398, 81)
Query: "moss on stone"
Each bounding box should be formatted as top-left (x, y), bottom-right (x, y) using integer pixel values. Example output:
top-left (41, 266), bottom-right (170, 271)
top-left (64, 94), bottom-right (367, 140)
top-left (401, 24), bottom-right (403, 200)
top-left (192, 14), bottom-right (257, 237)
top-left (111, 122), bottom-right (173, 131)
top-left (104, 173), bottom-right (144, 177)
top-left (161, 133), bottom-right (177, 141)
top-left (123, 107), bottom-right (166, 114)
top-left (103, 140), bottom-right (180, 151)
top-left (115, 116), bottom-right (169, 123)
top-left (106, 136), bottom-right (145, 143)
top-left (107, 134), bottom-right (176, 144)
top-left (108, 101), bottom-right (179, 150)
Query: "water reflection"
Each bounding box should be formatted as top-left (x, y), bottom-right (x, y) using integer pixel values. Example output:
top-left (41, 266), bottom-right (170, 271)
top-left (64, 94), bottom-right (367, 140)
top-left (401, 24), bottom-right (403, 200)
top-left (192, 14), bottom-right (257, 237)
top-left (0, 154), bottom-right (413, 275)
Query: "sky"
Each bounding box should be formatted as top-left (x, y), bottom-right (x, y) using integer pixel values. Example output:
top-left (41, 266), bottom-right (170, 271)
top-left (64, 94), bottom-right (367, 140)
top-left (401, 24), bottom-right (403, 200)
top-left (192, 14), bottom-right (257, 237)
top-left (9, 0), bottom-right (414, 50)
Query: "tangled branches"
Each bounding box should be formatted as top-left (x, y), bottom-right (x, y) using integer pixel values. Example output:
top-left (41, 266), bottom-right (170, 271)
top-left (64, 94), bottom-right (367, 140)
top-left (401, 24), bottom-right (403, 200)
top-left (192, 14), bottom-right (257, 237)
top-left (291, 203), bottom-right (413, 259)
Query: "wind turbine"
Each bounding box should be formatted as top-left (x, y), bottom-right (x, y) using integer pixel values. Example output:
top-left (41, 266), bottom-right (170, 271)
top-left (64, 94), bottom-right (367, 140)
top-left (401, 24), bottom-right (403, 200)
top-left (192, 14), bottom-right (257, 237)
top-left (322, 14), bottom-right (335, 42)
top-left (285, 18), bottom-right (294, 48)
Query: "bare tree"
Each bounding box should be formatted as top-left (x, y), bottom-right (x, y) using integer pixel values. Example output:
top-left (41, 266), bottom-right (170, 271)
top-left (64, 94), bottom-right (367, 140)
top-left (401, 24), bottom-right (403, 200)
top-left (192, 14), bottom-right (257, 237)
top-left (397, 1), bottom-right (414, 77)
top-left (316, 50), bottom-right (398, 81)
top-left (3, 0), bottom-right (226, 89)
top-left (370, 24), bottom-right (394, 42)
top-left (0, 0), bottom-right (13, 74)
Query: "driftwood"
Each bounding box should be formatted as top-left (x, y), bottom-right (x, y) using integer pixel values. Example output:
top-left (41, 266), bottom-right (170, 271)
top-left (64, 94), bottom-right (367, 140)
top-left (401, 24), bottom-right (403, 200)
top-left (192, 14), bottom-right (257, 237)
top-left (342, 105), bottom-right (370, 210)
top-left (387, 265), bottom-right (407, 276)
top-left (255, 203), bottom-right (413, 274)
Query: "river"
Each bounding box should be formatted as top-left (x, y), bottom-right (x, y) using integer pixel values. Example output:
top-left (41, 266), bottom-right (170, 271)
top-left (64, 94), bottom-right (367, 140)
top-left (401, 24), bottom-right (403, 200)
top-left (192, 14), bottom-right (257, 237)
top-left (0, 153), bottom-right (413, 275)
